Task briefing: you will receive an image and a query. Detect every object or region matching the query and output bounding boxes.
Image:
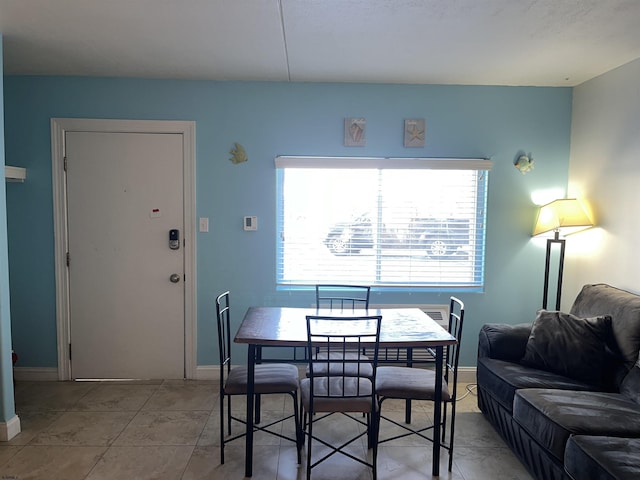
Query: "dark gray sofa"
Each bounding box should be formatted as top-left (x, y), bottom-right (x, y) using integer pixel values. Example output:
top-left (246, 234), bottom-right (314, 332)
top-left (477, 283), bottom-right (640, 480)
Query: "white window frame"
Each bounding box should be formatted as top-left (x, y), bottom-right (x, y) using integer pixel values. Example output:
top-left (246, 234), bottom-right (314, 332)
top-left (275, 156), bottom-right (492, 290)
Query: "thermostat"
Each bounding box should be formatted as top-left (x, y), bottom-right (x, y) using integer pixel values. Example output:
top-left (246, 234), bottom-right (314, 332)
top-left (244, 216), bottom-right (258, 231)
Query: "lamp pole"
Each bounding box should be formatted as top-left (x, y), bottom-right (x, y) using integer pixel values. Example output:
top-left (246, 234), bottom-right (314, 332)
top-left (542, 230), bottom-right (566, 310)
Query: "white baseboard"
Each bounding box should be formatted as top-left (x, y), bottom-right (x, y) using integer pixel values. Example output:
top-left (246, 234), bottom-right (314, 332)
top-left (195, 365), bottom-right (218, 381)
top-left (457, 367), bottom-right (477, 384)
top-left (0, 415), bottom-right (21, 441)
top-left (15, 366), bottom-right (214, 382)
top-left (13, 367), bottom-right (59, 382)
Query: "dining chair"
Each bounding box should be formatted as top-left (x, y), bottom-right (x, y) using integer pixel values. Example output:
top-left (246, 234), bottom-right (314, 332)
top-left (375, 296), bottom-right (465, 472)
top-left (300, 314), bottom-right (382, 480)
top-left (315, 284), bottom-right (371, 309)
top-left (307, 284), bottom-right (371, 376)
top-left (318, 284), bottom-right (412, 378)
top-left (215, 291), bottom-right (302, 464)
top-left (317, 284), bottom-right (411, 367)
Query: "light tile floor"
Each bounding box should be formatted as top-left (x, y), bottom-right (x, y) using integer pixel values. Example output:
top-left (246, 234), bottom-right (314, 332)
top-left (0, 381), bottom-right (533, 480)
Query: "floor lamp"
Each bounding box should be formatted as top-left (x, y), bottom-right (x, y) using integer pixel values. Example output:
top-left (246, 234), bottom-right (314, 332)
top-left (533, 199), bottom-right (594, 310)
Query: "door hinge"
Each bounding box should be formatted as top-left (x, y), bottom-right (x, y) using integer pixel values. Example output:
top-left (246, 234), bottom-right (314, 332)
top-left (64, 156), bottom-right (68, 172)
top-left (66, 252), bottom-right (70, 267)
top-left (69, 343), bottom-right (72, 361)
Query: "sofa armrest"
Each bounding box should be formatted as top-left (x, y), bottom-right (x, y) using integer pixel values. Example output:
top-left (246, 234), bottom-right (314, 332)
top-left (478, 323), bottom-right (532, 361)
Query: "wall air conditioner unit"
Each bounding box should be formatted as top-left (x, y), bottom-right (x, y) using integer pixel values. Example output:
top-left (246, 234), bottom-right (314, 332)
top-left (5, 166), bottom-right (26, 182)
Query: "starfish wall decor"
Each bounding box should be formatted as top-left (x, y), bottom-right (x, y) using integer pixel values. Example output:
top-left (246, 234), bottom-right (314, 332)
top-left (404, 119), bottom-right (425, 147)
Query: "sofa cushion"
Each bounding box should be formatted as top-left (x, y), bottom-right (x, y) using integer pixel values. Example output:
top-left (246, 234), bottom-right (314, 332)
top-left (570, 283), bottom-right (640, 370)
top-left (513, 389), bottom-right (640, 462)
top-left (620, 352), bottom-right (640, 404)
top-left (520, 310), bottom-right (612, 385)
top-left (477, 357), bottom-right (598, 413)
top-left (478, 323), bottom-right (532, 360)
top-left (565, 435), bottom-right (640, 480)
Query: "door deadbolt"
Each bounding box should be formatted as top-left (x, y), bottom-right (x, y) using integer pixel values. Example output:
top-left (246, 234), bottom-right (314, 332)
top-left (169, 229), bottom-right (180, 250)
top-left (169, 273), bottom-right (181, 283)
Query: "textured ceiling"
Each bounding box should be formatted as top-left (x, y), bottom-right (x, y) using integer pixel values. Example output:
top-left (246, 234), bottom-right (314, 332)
top-left (1, 0), bottom-right (640, 86)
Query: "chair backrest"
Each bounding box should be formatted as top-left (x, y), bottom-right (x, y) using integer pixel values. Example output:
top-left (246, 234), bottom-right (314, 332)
top-left (306, 314), bottom-right (382, 404)
top-left (215, 291), bottom-right (232, 371)
top-left (445, 296), bottom-right (465, 391)
top-left (315, 284), bottom-right (371, 310)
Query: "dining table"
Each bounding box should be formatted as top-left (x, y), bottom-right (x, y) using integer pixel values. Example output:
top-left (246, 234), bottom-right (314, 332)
top-left (234, 306), bottom-right (457, 477)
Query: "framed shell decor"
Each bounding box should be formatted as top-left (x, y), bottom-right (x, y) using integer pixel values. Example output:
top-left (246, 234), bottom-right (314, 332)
top-left (404, 119), bottom-right (425, 147)
top-left (344, 118), bottom-right (366, 147)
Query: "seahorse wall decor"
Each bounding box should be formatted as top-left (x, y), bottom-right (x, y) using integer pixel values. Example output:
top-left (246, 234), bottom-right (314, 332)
top-left (229, 143), bottom-right (248, 164)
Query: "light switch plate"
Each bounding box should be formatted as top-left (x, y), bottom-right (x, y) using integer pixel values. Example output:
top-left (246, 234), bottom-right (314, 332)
top-left (199, 217), bottom-right (209, 232)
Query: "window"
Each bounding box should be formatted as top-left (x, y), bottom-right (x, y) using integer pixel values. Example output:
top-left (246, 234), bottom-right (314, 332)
top-left (275, 156), bottom-right (491, 290)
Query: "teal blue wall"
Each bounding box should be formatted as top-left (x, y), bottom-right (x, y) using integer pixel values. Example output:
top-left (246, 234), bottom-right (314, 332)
top-left (3, 76), bottom-right (572, 368)
top-left (0, 36), bottom-right (17, 420)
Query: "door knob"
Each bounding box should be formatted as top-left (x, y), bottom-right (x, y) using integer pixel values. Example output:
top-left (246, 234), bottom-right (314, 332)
top-left (169, 274), bottom-right (181, 283)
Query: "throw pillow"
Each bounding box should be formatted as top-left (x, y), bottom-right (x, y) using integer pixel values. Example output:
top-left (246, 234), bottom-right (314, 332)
top-left (521, 310), bottom-right (612, 384)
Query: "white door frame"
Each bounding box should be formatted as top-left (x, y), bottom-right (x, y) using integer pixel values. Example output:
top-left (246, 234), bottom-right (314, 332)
top-left (51, 118), bottom-right (197, 380)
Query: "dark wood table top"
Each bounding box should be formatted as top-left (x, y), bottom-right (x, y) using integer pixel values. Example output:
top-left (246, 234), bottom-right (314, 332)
top-left (234, 306), bottom-right (457, 347)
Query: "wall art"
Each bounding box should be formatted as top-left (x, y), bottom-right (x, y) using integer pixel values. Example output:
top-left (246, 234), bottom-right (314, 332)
top-left (404, 118), bottom-right (425, 147)
top-left (344, 117), bottom-right (366, 146)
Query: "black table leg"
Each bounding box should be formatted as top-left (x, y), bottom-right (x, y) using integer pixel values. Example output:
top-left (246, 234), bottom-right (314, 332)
top-left (433, 345), bottom-right (443, 477)
top-left (405, 346), bottom-right (413, 424)
top-left (255, 346), bottom-right (262, 424)
top-left (245, 343), bottom-right (256, 477)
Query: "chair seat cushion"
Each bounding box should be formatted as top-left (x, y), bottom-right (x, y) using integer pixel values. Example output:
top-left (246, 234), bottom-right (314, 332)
top-left (224, 363), bottom-right (300, 395)
top-left (513, 389), bottom-right (640, 462)
top-left (375, 366), bottom-right (450, 401)
top-left (300, 377), bottom-right (374, 413)
top-left (477, 357), bottom-right (600, 413)
top-left (565, 435), bottom-right (640, 480)
top-left (306, 351), bottom-right (373, 377)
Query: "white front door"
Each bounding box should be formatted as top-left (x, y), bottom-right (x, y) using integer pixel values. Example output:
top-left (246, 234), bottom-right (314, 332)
top-left (65, 130), bottom-right (186, 379)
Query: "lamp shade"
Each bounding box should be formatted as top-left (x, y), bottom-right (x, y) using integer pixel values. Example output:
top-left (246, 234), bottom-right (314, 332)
top-left (533, 198), bottom-right (593, 237)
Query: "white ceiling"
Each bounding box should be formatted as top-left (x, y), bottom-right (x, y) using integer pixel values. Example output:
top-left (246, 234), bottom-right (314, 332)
top-left (1, 0), bottom-right (640, 87)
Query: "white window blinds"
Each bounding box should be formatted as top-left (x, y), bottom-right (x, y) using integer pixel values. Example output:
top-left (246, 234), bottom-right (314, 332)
top-left (275, 156), bottom-right (491, 289)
